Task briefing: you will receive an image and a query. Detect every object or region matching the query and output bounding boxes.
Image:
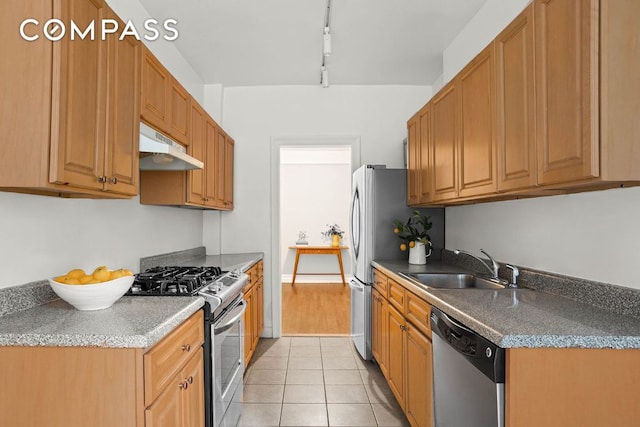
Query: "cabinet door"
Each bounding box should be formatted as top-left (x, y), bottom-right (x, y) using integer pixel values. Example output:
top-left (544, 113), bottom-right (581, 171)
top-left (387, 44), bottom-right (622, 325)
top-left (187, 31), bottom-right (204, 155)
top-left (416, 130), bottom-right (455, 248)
top-left (256, 280), bottom-right (264, 338)
top-left (141, 46), bottom-right (170, 132)
top-left (407, 113), bottom-right (421, 205)
top-left (386, 304), bottom-right (406, 408)
top-left (495, 5), bottom-right (537, 192)
top-left (223, 135), bottom-right (235, 209)
top-left (169, 78), bottom-right (190, 145)
top-left (49, 0), bottom-right (107, 192)
top-left (104, 8), bottom-right (140, 196)
top-left (457, 45), bottom-right (497, 198)
top-left (243, 286), bottom-right (255, 366)
top-left (371, 289), bottom-right (382, 369)
top-left (418, 104), bottom-right (433, 203)
top-left (188, 102), bottom-right (206, 204)
top-left (204, 117), bottom-right (218, 207)
top-left (535, 0), bottom-right (599, 185)
top-left (183, 349), bottom-right (205, 427)
top-left (406, 325), bottom-right (433, 427)
top-left (431, 82), bottom-right (458, 201)
top-left (145, 371), bottom-right (183, 427)
top-left (371, 288), bottom-right (389, 378)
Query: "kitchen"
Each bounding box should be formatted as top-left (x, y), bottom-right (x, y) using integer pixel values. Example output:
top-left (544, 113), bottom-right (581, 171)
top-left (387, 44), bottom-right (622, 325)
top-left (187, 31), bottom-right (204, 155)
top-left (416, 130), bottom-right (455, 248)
top-left (1, 0), bottom-right (640, 426)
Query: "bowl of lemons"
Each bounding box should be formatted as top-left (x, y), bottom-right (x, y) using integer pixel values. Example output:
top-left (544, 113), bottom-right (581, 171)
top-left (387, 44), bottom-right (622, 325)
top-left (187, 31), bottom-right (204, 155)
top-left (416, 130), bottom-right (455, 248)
top-left (48, 266), bottom-right (135, 311)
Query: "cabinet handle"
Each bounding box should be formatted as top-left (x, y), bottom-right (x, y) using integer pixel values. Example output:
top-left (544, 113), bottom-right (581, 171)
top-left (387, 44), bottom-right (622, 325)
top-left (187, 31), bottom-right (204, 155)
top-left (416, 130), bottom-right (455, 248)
top-left (187, 376), bottom-right (193, 384)
top-left (181, 344), bottom-right (191, 352)
top-left (109, 177), bottom-right (118, 184)
top-left (97, 176), bottom-right (107, 183)
top-left (179, 381), bottom-right (188, 390)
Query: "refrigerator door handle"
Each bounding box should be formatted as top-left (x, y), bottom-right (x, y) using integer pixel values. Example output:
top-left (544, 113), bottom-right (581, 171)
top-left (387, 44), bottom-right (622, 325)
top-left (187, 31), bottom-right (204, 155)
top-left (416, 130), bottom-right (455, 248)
top-left (349, 280), bottom-right (364, 292)
top-left (350, 186), bottom-right (361, 260)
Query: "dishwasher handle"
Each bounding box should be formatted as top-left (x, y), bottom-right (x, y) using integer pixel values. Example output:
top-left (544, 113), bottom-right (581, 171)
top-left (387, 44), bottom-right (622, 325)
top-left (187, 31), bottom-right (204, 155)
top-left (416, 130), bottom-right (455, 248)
top-left (431, 307), bottom-right (505, 383)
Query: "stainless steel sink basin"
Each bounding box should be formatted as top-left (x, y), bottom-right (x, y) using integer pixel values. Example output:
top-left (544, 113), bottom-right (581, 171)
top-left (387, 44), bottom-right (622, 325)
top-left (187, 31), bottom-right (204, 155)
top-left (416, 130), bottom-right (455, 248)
top-left (399, 272), bottom-right (505, 290)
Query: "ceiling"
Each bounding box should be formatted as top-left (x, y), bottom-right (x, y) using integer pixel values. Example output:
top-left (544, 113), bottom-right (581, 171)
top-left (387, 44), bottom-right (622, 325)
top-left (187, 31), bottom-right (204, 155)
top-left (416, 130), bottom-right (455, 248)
top-left (137, 0), bottom-right (487, 87)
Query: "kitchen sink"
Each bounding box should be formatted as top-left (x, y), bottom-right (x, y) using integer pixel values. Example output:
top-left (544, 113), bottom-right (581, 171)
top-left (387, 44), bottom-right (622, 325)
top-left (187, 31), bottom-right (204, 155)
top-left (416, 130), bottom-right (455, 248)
top-left (399, 272), bottom-right (506, 290)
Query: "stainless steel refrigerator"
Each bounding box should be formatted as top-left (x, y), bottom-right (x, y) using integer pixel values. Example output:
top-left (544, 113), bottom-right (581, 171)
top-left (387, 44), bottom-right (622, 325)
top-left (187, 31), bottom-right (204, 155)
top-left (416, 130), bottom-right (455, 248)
top-left (348, 164), bottom-right (444, 360)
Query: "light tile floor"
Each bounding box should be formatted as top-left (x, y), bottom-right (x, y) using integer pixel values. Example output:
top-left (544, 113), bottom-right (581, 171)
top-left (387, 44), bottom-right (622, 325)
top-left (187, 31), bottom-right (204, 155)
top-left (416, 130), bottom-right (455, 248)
top-left (239, 337), bottom-right (410, 427)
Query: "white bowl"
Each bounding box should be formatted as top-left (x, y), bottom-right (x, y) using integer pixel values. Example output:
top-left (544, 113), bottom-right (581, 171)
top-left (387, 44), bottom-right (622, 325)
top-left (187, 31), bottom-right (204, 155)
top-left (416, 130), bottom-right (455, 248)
top-left (48, 276), bottom-right (134, 311)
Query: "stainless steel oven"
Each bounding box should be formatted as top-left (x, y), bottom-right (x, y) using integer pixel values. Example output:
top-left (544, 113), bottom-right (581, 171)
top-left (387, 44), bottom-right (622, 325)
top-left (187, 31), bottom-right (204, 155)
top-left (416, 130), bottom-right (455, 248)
top-left (211, 296), bottom-right (246, 427)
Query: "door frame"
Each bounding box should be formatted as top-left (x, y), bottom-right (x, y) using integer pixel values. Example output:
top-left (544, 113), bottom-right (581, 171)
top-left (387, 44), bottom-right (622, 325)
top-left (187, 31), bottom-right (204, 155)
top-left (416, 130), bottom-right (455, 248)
top-left (269, 135), bottom-right (361, 337)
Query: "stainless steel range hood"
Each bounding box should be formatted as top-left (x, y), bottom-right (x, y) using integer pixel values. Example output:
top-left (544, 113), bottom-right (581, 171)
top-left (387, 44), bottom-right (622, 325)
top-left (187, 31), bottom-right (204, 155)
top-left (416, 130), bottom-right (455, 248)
top-left (139, 122), bottom-right (204, 171)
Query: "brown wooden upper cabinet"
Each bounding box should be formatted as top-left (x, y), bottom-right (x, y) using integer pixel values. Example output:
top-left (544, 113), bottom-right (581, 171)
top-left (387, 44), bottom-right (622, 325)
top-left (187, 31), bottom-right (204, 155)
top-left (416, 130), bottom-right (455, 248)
top-left (408, 0), bottom-right (640, 206)
top-left (407, 112), bottom-right (421, 205)
top-left (140, 46), bottom-right (190, 146)
top-left (140, 112), bottom-right (235, 210)
top-left (495, 4), bottom-right (537, 192)
top-left (431, 82), bottom-right (458, 202)
top-left (0, 0), bottom-right (140, 198)
top-left (457, 44), bottom-right (497, 198)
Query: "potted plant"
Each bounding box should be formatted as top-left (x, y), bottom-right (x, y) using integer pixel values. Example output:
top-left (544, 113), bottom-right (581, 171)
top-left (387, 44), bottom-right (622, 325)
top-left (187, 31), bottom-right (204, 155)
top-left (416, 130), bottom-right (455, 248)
top-left (393, 211), bottom-right (433, 264)
top-left (321, 224), bottom-right (345, 247)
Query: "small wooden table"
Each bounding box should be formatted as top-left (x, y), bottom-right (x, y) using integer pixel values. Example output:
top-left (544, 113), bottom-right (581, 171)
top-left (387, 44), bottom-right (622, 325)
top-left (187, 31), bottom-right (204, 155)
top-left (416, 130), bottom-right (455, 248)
top-left (288, 245), bottom-right (349, 286)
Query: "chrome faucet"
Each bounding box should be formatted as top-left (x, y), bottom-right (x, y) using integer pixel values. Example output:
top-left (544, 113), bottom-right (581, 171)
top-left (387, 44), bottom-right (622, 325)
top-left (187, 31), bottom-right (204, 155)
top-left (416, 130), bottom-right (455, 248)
top-left (453, 248), bottom-right (500, 280)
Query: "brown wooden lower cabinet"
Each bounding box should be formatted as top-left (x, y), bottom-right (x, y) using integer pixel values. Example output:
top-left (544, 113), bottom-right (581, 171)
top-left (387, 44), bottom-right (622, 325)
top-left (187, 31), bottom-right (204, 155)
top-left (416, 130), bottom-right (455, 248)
top-left (243, 260), bottom-right (264, 366)
top-left (506, 347), bottom-right (640, 427)
top-left (374, 266), bottom-right (640, 427)
top-left (0, 310), bottom-right (204, 427)
top-left (372, 268), bottom-right (433, 427)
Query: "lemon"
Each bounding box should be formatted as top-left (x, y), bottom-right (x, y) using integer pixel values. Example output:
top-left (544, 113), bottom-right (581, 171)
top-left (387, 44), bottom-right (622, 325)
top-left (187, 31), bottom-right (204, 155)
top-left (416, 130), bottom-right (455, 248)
top-left (109, 269), bottom-right (125, 280)
top-left (85, 279), bottom-right (101, 284)
top-left (66, 269), bottom-right (86, 279)
top-left (409, 241), bottom-right (416, 248)
top-left (79, 275), bottom-right (94, 284)
top-left (54, 275), bottom-right (69, 283)
top-left (400, 243), bottom-right (407, 251)
top-left (122, 269), bottom-right (134, 276)
top-left (92, 265), bottom-right (110, 282)
top-left (393, 227), bottom-right (400, 234)
top-left (63, 278), bottom-right (81, 285)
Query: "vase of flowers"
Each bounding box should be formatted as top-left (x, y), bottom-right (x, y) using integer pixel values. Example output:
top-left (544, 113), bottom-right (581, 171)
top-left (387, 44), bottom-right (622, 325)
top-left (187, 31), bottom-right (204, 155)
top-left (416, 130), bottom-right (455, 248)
top-left (321, 224), bottom-right (345, 247)
top-left (393, 211), bottom-right (433, 264)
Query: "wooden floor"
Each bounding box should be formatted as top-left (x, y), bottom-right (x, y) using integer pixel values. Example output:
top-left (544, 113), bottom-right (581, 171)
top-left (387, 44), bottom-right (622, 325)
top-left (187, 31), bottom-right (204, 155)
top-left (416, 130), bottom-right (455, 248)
top-left (281, 282), bottom-right (350, 336)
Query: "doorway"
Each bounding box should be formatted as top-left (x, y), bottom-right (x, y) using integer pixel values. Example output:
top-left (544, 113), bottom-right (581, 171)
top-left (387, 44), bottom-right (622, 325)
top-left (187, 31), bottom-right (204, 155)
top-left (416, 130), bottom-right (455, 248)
top-left (269, 136), bottom-right (361, 338)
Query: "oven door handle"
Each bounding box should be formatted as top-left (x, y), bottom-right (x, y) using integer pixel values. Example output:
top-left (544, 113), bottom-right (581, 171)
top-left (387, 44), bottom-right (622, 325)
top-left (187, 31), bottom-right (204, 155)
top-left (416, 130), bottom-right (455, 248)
top-left (214, 300), bottom-right (247, 334)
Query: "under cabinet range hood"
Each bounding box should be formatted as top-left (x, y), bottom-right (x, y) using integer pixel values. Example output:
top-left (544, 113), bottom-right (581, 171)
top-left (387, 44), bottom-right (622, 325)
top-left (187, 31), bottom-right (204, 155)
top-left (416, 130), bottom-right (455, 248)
top-left (139, 123), bottom-right (204, 171)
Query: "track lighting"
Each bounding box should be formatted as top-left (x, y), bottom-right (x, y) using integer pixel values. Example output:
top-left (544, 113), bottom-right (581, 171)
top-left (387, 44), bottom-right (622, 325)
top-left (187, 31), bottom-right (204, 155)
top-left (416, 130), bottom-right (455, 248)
top-left (321, 66), bottom-right (329, 88)
top-left (323, 26), bottom-right (331, 56)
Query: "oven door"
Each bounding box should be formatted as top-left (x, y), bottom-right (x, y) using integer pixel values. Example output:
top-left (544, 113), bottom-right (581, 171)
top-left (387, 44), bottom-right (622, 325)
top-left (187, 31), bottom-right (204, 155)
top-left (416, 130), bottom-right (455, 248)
top-left (212, 298), bottom-right (246, 427)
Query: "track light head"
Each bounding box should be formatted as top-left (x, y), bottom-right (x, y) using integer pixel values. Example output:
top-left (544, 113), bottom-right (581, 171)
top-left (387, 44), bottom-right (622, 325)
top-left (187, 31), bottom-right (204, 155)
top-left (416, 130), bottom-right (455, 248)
top-left (321, 66), bottom-right (329, 88)
top-left (323, 26), bottom-right (331, 56)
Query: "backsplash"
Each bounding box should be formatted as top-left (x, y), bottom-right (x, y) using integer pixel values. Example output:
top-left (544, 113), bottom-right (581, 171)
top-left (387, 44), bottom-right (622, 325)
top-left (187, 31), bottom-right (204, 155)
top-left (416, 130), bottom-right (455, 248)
top-left (139, 246), bottom-right (206, 272)
top-left (441, 249), bottom-right (640, 319)
top-left (0, 280), bottom-right (58, 317)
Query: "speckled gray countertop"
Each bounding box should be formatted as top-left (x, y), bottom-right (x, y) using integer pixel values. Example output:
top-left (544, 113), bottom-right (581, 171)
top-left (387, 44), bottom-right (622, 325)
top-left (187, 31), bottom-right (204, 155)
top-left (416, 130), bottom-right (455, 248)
top-left (373, 260), bottom-right (640, 349)
top-left (0, 249), bottom-right (263, 349)
top-left (0, 296), bottom-right (204, 348)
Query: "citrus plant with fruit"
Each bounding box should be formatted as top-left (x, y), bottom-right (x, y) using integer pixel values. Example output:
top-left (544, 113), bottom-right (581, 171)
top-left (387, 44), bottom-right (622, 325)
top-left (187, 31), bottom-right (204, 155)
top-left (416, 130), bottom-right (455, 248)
top-left (393, 210), bottom-right (432, 252)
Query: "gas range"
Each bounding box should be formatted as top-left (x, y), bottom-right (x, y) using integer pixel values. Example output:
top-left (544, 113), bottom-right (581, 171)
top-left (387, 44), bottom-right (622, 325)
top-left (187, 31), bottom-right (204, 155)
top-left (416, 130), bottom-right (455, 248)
top-left (128, 265), bottom-right (248, 317)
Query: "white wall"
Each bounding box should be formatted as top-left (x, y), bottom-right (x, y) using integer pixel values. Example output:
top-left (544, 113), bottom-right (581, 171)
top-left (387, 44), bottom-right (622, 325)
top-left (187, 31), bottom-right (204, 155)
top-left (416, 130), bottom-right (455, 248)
top-left (0, 193), bottom-right (202, 288)
top-left (279, 148), bottom-right (352, 282)
top-left (442, 0), bottom-right (640, 290)
top-left (446, 187), bottom-right (640, 289)
top-left (203, 84), bottom-right (432, 334)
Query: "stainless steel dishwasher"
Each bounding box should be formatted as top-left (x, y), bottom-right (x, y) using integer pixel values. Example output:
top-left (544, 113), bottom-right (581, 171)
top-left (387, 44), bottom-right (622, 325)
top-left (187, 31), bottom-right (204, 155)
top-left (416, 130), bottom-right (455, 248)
top-left (430, 307), bottom-right (505, 427)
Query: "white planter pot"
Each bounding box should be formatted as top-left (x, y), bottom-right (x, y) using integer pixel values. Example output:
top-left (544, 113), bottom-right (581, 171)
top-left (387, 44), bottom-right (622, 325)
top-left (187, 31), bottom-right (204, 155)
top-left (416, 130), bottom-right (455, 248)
top-left (408, 242), bottom-right (432, 265)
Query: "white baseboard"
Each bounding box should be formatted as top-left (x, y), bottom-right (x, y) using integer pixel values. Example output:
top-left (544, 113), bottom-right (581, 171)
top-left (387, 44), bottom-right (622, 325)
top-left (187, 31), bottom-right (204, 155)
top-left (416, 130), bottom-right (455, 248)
top-left (281, 274), bottom-right (353, 284)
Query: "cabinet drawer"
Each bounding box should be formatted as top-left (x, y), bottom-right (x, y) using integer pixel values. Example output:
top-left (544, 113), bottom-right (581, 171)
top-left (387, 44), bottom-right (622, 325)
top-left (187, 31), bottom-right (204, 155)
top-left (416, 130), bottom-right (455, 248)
top-left (405, 291), bottom-right (431, 339)
top-left (372, 269), bottom-right (388, 297)
top-left (144, 310), bottom-right (204, 406)
top-left (387, 279), bottom-right (406, 312)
